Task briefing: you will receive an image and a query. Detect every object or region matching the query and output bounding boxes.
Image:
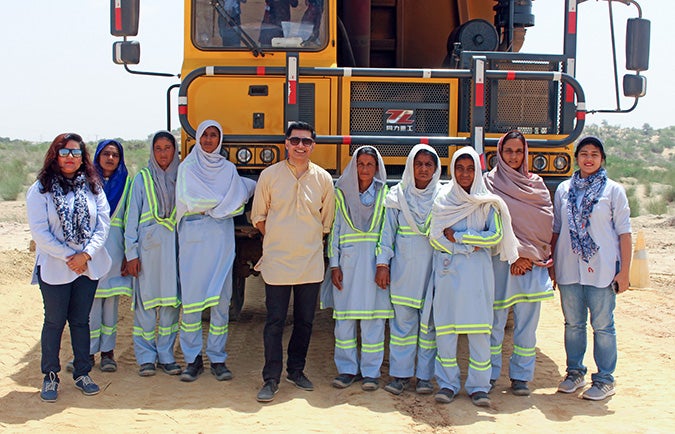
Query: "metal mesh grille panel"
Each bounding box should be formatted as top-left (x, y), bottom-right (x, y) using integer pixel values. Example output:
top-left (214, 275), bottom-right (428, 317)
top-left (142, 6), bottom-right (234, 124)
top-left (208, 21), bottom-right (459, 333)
top-left (349, 144), bottom-right (449, 158)
top-left (350, 82), bottom-right (450, 136)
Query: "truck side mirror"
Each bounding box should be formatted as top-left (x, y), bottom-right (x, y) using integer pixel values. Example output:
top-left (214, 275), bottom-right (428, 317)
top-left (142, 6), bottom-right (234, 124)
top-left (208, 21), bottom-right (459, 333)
top-left (110, 0), bottom-right (140, 37)
top-left (113, 41), bottom-right (140, 65)
top-left (623, 74), bottom-right (646, 98)
top-left (626, 18), bottom-right (650, 72)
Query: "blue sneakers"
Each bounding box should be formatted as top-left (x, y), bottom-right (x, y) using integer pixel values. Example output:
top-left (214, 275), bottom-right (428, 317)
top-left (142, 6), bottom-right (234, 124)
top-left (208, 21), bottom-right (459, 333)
top-left (40, 372), bottom-right (59, 402)
top-left (74, 375), bottom-right (100, 396)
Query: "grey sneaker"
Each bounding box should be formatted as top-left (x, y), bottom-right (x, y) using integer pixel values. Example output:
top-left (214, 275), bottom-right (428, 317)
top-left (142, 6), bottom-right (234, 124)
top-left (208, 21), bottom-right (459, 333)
top-left (415, 378), bottom-right (434, 395)
top-left (100, 351), bottom-right (117, 372)
top-left (384, 377), bottom-right (409, 395)
top-left (582, 381), bottom-right (615, 401)
top-left (361, 377), bottom-right (379, 391)
top-left (332, 373), bottom-right (361, 389)
top-left (211, 363), bottom-right (233, 381)
top-left (74, 375), bottom-right (100, 396)
top-left (286, 372), bottom-right (314, 391)
top-left (558, 372), bottom-right (586, 393)
top-left (511, 379), bottom-right (531, 396)
top-left (434, 388), bottom-right (455, 404)
top-left (471, 391), bottom-right (491, 407)
top-left (138, 363), bottom-right (157, 377)
top-left (256, 380), bottom-right (279, 402)
top-left (158, 362), bottom-right (182, 375)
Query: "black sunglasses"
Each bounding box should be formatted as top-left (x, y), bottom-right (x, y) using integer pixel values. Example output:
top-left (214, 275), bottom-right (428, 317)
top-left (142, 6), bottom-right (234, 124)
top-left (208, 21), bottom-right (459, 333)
top-left (58, 148), bottom-right (83, 158)
top-left (287, 137), bottom-right (315, 146)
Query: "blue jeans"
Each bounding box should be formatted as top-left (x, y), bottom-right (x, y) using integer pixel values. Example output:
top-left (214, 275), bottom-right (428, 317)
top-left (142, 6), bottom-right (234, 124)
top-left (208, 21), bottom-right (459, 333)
top-left (558, 283), bottom-right (617, 384)
top-left (38, 269), bottom-right (98, 380)
top-left (262, 282), bottom-right (320, 382)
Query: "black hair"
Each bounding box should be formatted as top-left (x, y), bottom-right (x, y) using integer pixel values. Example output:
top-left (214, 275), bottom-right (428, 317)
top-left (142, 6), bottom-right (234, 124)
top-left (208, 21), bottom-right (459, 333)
top-left (501, 130), bottom-right (526, 147)
top-left (356, 146), bottom-right (379, 161)
top-left (285, 121), bottom-right (316, 139)
top-left (152, 131), bottom-right (177, 147)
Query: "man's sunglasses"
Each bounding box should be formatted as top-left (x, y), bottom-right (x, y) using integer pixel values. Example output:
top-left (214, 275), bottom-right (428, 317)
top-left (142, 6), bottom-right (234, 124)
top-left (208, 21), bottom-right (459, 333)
top-left (287, 137), bottom-right (315, 146)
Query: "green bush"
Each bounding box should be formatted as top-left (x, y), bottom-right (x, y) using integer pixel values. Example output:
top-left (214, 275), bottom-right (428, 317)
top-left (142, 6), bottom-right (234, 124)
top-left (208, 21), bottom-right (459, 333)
top-left (0, 159), bottom-right (28, 200)
top-left (624, 187), bottom-right (640, 217)
top-left (645, 198), bottom-right (667, 215)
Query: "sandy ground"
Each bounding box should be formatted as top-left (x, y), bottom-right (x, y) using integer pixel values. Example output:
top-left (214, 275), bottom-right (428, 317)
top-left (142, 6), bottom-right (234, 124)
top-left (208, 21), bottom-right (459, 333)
top-left (0, 200), bottom-right (673, 433)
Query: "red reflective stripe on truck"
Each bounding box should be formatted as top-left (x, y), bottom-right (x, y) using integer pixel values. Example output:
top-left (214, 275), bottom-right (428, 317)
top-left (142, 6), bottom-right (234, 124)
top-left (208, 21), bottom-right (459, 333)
top-left (343, 136), bottom-right (351, 145)
top-left (420, 137), bottom-right (429, 144)
top-left (115, 7), bottom-right (122, 31)
top-left (256, 66), bottom-right (265, 75)
top-left (576, 111), bottom-right (586, 120)
top-left (506, 71), bottom-right (516, 80)
top-left (475, 82), bottom-right (484, 107)
top-left (288, 80), bottom-right (297, 104)
top-left (568, 11), bottom-right (576, 34)
top-left (178, 105), bottom-right (187, 115)
top-left (565, 84), bottom-right (574, 102)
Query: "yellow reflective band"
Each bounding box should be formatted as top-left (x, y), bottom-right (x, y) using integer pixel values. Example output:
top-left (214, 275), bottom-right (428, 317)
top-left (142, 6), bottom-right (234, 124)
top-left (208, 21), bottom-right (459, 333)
top-left (469, 358), bottom-right (492, 371)
top-left (95, 286), bottom-right (132, 298)
top-left (101, 324), bottom-right (117, 336)
top-left (180, 321), bottom-right (202, 333)
top-left (110, 176), bottom-right (132, 226)
top-left (462, 211), bottom-right (503, 246)
top-left (430, 237), bottom-right (452, 254)
top-left (513, 344), bottom-right (536, 357)
top-left (361, 342), bottom-right (385, 353)
top-left (141, 296), bottom-right (180, 310)
top-left (182, 296), bottom-right (220, 314)
top-left (435, 323), bottom-right (492, 335)
top-left (390, 335), bottom-right (418, 346)
top-left (493, 290), bottom-right (555, 310)
top-left (418, 338), bottom-right (437, 350)
top-left (335, 337), bottom-right (357, 349)
top-left (491, 344), bottom-right (503, 355)
top-left (436, 355), bottom-right (458, 367)
top-left (333, 309), bottom-right (394, 320)
top-left (90, 328), bottom-right (101, 339)
top-left (390, 294), bottom-right (423, 309)
top-left (209, 324), bottom-right (229, 336)
top-left (139, 168), bottom-right (177, 231)
top-left (133, 326), bottom-right (156, 341)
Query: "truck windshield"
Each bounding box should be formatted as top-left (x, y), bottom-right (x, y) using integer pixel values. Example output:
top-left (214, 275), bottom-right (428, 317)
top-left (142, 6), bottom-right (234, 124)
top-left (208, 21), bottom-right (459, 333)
top-left (193, 0), bottom-right (327, 51)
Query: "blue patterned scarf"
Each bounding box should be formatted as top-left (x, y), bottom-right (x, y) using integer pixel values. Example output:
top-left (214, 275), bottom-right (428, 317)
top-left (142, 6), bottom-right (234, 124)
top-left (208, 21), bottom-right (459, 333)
top-left (50, 173), bottom-right (92, 245)
top-left (566, 168), bottom-right (607, 262)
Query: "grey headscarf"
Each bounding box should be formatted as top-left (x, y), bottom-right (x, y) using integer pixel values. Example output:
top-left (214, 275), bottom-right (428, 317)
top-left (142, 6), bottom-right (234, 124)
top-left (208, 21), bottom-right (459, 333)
top-left (148, 131), bottom-right (179, 218)
top-left (335, 146), bottom-right (387, 231)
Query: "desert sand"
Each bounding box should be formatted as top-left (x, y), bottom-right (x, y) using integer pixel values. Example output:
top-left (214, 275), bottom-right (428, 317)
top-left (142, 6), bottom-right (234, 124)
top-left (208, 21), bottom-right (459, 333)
top-left (0, 199), bottom-right (673, 433)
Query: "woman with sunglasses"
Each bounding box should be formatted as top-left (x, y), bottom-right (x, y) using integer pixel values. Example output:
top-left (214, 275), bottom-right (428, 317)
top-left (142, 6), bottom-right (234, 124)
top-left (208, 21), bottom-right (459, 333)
top-left (27, 133), bottom-right (112, 402)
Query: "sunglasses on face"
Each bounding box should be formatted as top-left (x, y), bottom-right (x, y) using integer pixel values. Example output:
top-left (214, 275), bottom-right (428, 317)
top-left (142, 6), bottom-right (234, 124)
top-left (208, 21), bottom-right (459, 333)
top-left (58, 148), bottom-right (83, 158)
top-left (287, 137), bottom-right (315, 146)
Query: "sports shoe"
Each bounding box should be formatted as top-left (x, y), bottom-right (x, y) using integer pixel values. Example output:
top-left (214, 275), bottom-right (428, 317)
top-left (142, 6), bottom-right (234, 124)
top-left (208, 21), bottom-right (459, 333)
top-left (180, 355), bottom-right (204, 382)
top-left (100, 351), bottom-right (117, 372)
top-left (256, 380), bottom-right (279, 402)
top-left (286, 372), bottom-right (313, 391)
top-left (40, 372), bottom-right (59, 402)
top-left (361, 377), bottom-right (379, 391)
top-left (384, 377), bottom-right (409, 395)
top-left (557, 371), bottom-right (586, 393)
top-left (211, 363), bottom-right (233, 381)
top-left (139, 363), bottom-right (157, 377)
top-left (74, 375), bottom-right (100, 396)
top-left (415, 378), bottom-right (434, 395)
top-left (434, 388), bottom-right (455, 404)
top-left (332, 373), bottom-right (360, 389)
top-left (582, 381), bottom-right (615, 401)
top-left (471, 391), bottom-right (491, 407)
top-left (158, 362), bottom-right (182, 375)
top-left (511, 379), bottom-right (531, 396)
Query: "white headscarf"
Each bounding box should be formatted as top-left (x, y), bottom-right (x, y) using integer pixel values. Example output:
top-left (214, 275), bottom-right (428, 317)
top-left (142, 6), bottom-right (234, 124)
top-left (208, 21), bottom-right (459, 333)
top-left (335, 146), bottom-right (387, 231)
top-left (148, 131), bottom-right (180, 218)
top-left (384, 144), bottom-right (441, 235)
top-left (430, 146), bottom-right (519, 263)
top-left (176, 120), bottom-right (255, 223)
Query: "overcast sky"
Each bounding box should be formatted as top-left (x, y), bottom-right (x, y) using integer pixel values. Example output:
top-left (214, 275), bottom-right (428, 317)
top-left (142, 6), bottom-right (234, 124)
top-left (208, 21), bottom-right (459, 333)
top-left (1, 0), bottom-right (670, 142)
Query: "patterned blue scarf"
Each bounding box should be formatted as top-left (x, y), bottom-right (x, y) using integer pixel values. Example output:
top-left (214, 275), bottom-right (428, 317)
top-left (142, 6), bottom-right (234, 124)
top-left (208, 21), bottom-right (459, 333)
top-left (566, 168), bottom-right (607, 262)
top-left (50, 173), bottom-right (92, 245)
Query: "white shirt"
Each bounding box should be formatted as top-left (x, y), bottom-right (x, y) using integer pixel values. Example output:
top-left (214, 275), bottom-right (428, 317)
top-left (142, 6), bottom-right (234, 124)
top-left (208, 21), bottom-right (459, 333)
top-left (553, 178), bottom-right (631, 288)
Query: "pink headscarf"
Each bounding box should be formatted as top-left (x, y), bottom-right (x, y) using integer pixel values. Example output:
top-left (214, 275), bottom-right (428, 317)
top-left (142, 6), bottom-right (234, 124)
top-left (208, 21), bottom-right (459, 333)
top-left (484, 131), bottom-right (553, 261)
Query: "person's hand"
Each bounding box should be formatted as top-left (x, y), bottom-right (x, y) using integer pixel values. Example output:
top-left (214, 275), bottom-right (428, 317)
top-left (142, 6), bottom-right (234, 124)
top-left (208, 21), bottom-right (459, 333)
top-left (120, 258), bottom-right (129, 277)
top-left (443, 227), bottom-right (456, 242)
top-left (331, 267), bottom-right (343, 290)
top-left (548, 266), bottom-right (557, 290)
top-left (67, 252), bottom-right (90, 274)
top-left (510, 257), bottom-right (533, 276)
top-left (126, 258), bottom-right (141, 277)
top-left (375, 265), bottom-right (390, 289)
top-left (613, 270), bottom-right (630, 294)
